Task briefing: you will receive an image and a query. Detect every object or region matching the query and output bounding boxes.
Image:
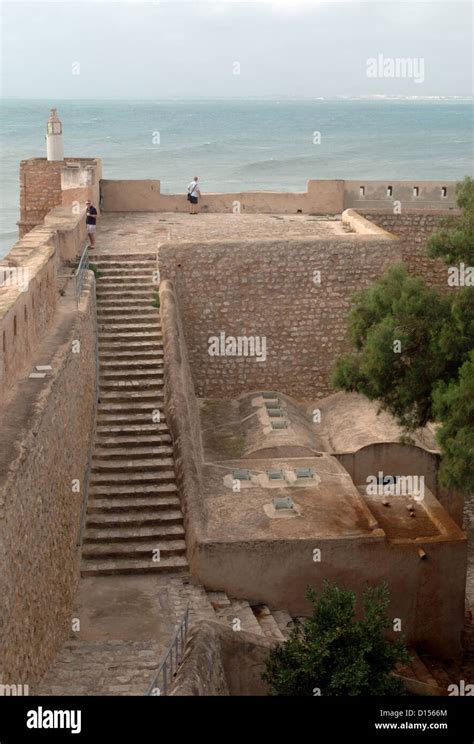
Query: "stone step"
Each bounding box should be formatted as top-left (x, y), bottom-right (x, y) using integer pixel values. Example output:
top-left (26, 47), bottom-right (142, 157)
top-left (97, 303), bottom-right (157, 313)
top-left (97, 295), bottom-right (158, 305)
top-left (94, 435), bottom-right (172, 449)
top-left (100, 368), bottom-right (164, 379)
top-left (97, 293), bottom-right (156, 304)
top-left (98, 264), bottom-right (157, 272)
top-left (88, 495), bottom-right (181, 513)
top-left (99, 383), bottom-right (163, 395)
top-left (215, 600), bottom-right (264, 636)
top-left (99, 357), bottom-right (163, 369)
top-left (100, 383), bottom-right (163, 394)
top-left (97, 266), bottom-right (157, 275)
top-left (88, 483), bottom-right (178, 498)
top-left (97, 405), bottom-right (164, 418)
top-left (97, 404), bottom-right (164, 416)
top-left (94, 445), bottom-right (173, 459)
top-left (95, 254), bottom-right (157, 264)
top-left (90, 470), bottom-right (176, 486)
top-left (98, 286), bottom-right (155, 297)
top-left (98, 322), bottom-right (161, 333)
top-left (99, 341), bottom-right (163, 351)
top-left (99, 329), bottom-right (162, 341)
top-left (95, 424), bottom-right (170, 436)
top-left (252, 605), bottom-right (286, 642)
top-left (82, 538), bottom-right (186, 559)
top-left (99, 389), bottom-right (163, 400)
top-left (86, 508), bottom-right (183, 528)
top-left (98, 314), bottom-right (161, 325)
top-left (207, 591), bottom-right (232, 610)
top-left (271, 609), bottom-right (294, 638)
top-left (98, 389), bottom-right (164, 401)
top-left (98, 401), bottom-right (163, 413)
top-left (97, 413), bottom-right (166, 426)
top-left (84, 523), bottom-right (185, 543)
top-left (92, 457), bottom-right (175, 473)
top-left (99, 274), bottom-right (157, 285)
top-left (81, 555), bottom-right (188, 577)
top-left (100, 349), bottom-right (163, 360)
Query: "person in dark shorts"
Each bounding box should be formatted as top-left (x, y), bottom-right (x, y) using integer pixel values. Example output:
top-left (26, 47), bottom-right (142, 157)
top-left (85, 200), bottom-right (98, 248)
top-left (186, 176), bottom-right (201, 214)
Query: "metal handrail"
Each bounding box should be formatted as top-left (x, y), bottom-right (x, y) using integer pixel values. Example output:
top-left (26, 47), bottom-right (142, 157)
top-left (74, 243), bottom-right (89, 309)
top-left (146, 606), bottom-right (190, 696)
top-left (76, 273), bottom-right (100, 548)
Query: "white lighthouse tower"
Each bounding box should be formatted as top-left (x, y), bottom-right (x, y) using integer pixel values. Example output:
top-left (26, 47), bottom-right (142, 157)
top-left (46, 107), bottom-right (64, 161)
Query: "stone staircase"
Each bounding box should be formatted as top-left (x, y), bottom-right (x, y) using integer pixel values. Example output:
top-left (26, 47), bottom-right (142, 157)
top-left (35, 640), bottom-right (166, 696)
top-left (166, 579), bottom-right (294, 643)
top-left (81, 253), bottom-right (188, 577)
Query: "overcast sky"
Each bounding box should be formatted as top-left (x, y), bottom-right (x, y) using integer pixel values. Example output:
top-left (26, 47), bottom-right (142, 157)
top-left (1, 0), bottom-right (472, 98)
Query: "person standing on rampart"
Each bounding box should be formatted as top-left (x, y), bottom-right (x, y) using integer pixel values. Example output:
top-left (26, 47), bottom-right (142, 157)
top-left (85, 200), bottom-right (99, 248)
top-left (187, 176), bottom-right (201, 215)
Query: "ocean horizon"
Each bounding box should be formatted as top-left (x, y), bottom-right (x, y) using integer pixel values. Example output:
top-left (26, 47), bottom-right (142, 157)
top-left (1, 98), bottom-right (473, 258)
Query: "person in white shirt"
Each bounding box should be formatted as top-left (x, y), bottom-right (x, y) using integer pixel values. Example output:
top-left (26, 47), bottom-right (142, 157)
top-left (187, 176), bottom-right (201, 214)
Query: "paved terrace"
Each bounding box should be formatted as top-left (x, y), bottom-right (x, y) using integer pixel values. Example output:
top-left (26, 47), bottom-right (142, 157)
top-left (95, 212), bottom-right (347, 254)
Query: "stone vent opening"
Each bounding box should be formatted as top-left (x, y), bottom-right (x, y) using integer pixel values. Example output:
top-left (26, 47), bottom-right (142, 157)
top-left (271, 420), bottom-right (288, 430)
top-left (267, 469), bottom-right (284, 481)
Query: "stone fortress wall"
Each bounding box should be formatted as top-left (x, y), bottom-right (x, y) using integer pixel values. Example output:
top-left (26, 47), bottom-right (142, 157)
top-left (101, 177), bottom-right (458, 215)
top-left (0, 278), bottom-right (97, 684)
top-left (0, 167), bottom-right (99, 684)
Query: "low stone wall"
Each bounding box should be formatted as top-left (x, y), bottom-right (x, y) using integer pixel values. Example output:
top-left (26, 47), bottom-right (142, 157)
top-left (169, 622), bottom-right (229, 696)
top-left (169, 620), bottom-right (272, 696)
top-left (0, 209), bottom-right (87, 407)
top-left (44, 206), bottom-right (88, 262)
top-left (101, 178), bottom-right (457, 216)
top-left (102, 179), bottom-right (313, 214)
top-left (345, 181), bottom-right (457, 212)
top-left (0, 237), bottom-right (57, 408)
top-left (158, 280), bottom-right (207, 560)
top-left (159, 235), bottom-right (401, 399)
top-left (342, 208), bottom-right (395, 238)
top-left (0, 276), bottom-right (98, 684)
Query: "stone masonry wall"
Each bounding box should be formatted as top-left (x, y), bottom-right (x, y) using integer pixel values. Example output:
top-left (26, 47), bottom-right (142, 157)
top-left (1, 210), bottom-right (87, 407)
top-left (158, 280), bottom-right (206, 560)
top-left (361, 211), bottom-right (461, 288)
top-left (159, 237), bottom-right (402, 399)
top-left (18, 158), bottom-right (101, 239)
top-left (0, 277), bottom-right (98, 684)
top-left (19, 159), bottom-right (63, 238)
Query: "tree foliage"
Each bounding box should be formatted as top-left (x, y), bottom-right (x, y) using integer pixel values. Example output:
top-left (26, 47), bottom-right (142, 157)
top-left (332, 177), bottom-right (474, 492)
top-left (262, 581), bottom-right (409, 696)
top-left (427, 177), bottom-right (474, 266)
top-left (433, 350), bottom-right (474, 493)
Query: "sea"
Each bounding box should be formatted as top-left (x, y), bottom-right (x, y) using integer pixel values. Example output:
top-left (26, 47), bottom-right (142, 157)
top-left (1, 98), bottom-right (473, 258)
